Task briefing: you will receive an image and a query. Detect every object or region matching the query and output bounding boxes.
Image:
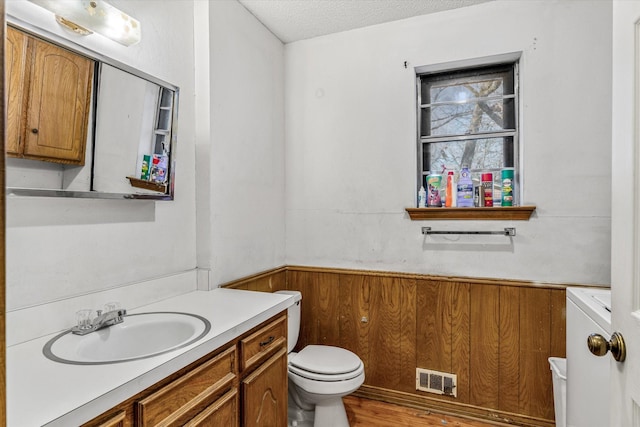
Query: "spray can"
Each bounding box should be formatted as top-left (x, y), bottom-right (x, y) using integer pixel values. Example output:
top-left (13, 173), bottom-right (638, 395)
top-left (481, 173), bottom-right (493, 207)
top-left (141, 155), bottom-right (151, 180)
top-left (501, 168), bottom-right (515, 206)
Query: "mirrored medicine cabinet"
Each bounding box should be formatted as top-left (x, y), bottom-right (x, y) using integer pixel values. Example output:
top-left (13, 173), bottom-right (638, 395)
top-left (5, 20), bottom-right (179, 200)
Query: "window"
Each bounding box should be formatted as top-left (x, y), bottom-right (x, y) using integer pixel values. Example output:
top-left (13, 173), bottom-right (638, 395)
top-left (417, 59), bottom-right (519, 205)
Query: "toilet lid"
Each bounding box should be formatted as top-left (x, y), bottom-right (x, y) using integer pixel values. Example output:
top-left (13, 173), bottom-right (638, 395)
top-left (289, 345), bottom-right (362, 375)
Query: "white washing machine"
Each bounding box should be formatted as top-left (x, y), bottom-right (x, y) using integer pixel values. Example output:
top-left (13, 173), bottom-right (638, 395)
top-left (566, 287), bottom-right (611, 427)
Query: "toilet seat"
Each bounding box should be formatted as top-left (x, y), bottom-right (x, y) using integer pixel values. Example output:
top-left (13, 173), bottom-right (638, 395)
top-left (289, 345), bottom-right (364, 381)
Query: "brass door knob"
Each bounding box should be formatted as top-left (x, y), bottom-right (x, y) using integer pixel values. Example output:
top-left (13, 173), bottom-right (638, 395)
top-left (587, 332), bottom-right (626, 362)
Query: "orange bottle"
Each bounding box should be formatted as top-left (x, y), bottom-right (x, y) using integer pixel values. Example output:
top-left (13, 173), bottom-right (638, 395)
top-left (445, 171), bottom-right (454, 207)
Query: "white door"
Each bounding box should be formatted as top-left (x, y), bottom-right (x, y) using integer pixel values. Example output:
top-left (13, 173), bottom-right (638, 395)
top-left (611, 2), bottom-right (640, 425)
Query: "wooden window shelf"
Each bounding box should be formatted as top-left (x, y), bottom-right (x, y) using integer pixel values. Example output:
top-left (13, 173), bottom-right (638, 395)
top-left (126, 176), bottom-right (167, 193)
top-left (406, 206), bottom-right (536, 221)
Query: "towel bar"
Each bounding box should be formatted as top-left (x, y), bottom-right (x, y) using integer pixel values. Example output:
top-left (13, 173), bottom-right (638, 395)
top-left (421, 227), bottom-right (516, 236)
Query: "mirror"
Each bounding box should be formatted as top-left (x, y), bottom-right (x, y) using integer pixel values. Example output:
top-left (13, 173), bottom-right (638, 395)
top-left (6, 24), bottom-right (179, 200)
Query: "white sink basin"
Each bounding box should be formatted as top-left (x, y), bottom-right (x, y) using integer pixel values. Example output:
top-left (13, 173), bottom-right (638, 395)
top-left (43, 312), bottom-right (211, 364)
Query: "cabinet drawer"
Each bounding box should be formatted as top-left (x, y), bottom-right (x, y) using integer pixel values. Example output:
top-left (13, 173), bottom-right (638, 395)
top-left (136, 345), bottom-right (236, 427)
top-left (184, 388), bottom-right (238, 427)
top-left (240, 314), bottom-right (286, 372)
top-left (85, 410), bottom-right (127, 427)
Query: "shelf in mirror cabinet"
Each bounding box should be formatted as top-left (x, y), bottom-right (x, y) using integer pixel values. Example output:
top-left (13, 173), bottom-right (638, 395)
top-left (406, 206), bottom-right (536, 220)
top-left (126, 176), bottom-right (167, 193)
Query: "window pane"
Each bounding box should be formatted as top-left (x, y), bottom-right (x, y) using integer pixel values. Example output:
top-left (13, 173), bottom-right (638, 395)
top-left (432, 78), bottom-right (504, 102)
top-left (425, 136), bottom-right (513, 173)
top-left (420, 65), bottom-right (514, 101)
top-left (424, 98), bottom-right (515, 137)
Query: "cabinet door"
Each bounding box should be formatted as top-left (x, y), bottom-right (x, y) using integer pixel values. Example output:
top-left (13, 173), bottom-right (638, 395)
top-left (24, 37), bottom-right (93, 165)
top-left (6, 27), bottom-right (29, 155)
top-left (242, 347), bottom-right (288, 427)
top-left (184, 388), bottom-right (238, 427)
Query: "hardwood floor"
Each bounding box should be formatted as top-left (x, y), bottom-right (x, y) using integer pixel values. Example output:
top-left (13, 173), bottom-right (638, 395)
top-left (343, 396), bottom-right (512, 427)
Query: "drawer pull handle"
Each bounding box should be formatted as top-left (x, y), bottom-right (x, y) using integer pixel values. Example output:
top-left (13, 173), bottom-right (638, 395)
top-left (260, 336), bottom-right (275, 347)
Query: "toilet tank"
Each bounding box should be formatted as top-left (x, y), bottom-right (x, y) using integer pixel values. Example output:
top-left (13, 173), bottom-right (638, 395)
top-left (275, 290), bottom-right (302, 353)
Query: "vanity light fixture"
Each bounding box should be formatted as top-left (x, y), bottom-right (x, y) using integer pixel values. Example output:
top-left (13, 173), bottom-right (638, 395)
top-left (28, 0), bottom-right (141, 46)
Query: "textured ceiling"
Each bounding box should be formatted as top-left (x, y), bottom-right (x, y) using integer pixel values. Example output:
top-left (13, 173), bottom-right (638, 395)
top-left (237, 0), bottom-right (495, 43)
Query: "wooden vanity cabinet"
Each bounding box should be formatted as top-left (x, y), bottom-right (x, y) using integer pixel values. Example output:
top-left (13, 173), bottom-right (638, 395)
top-left (82, 312), bottom-right (287, 427)
top-left (6, 26), bottom-right (93, 165)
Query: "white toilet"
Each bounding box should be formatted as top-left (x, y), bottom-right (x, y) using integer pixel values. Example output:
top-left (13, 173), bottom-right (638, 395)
top-left (276, 290), bottom-right (365, 427)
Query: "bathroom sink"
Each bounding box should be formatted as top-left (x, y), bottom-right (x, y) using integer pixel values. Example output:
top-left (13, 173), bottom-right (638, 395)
top-left (43, 312), bottom-right (211, 365)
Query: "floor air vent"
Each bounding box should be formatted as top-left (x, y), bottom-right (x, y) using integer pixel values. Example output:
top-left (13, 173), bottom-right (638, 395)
top-left (416, 368), bottom-right (457, 397)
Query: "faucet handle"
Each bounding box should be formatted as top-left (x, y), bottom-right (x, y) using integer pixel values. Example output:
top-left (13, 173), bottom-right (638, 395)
top-left (76, 309), bottom-right (95, 331)
top-left (104, 301), bottom-right (121, 312)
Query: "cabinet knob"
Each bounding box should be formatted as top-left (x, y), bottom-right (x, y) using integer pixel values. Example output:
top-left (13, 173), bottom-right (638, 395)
top-left (31, 128), bottom-right (38, 134)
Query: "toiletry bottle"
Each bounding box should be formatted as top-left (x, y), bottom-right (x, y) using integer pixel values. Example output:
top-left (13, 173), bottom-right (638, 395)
top-left (481, 173), bottom-right (493, 207)
top-left (457, 165), bottom-right (474, 207)
top-left (426, 174), bottom-right (442, 207)
top-left (501, 167), bottom-right (515, 206)
top-left (445, 171), bottom-right (454, 207)
top-left (418, 186), bottom-right (426, 208)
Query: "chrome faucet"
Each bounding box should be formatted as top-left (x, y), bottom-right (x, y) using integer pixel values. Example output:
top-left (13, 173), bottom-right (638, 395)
top-left (72, 303), bottom-right (127, 335)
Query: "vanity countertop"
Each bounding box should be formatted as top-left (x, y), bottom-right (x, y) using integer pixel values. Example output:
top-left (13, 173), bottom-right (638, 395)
top-left (7, 288), bottom-right (294, 427)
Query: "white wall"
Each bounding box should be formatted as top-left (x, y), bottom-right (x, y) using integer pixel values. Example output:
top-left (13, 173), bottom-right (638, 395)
top-left (6, 1), bottom-right (198, 314)
top-left (285, 0), bottom-right (612, 285)
top-left (5, 0), bottom-right (612, 341)
top-left (196, 0), bottom-right (286, 288)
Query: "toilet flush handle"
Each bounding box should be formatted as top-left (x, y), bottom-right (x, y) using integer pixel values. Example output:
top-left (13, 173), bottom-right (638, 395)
top-left (587, 332), bottom-right (626, 362)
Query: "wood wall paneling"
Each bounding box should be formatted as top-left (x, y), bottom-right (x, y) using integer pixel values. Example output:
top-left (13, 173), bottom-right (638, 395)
top-left (451, 281), bottom-right (470, 403)
top-left (367, 276), bottom-right (402, 389)
top-left (416, 280), bottom-right (451, 374)
top-left (469, 284), bottom-right (499, 409)
top-left (518, 288), bottom-right (553, 420)
top-left (338, 274), bottom-right (370, 376)
top-left (550, 289), bottom-right (567, 357)
top-left (222, 266), bottom-right (577, 427)
top-left (498, 286), bottom-right (521, 414)
top-left (398, 278), bottom-right (417, 394)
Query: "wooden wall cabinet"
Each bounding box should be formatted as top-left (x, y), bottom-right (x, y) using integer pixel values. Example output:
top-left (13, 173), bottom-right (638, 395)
top-left (82, 312), bottom-right (287, 427)
top-left (6, 26), bottom-right (93, 165)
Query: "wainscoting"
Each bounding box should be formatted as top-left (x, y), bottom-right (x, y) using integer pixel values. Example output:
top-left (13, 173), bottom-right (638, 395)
top-left (222, 266), bottom-right (602, 427)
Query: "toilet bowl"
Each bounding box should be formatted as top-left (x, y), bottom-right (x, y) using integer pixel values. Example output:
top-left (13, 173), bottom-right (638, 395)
top-left (276, 290), bottom-right (365, 427)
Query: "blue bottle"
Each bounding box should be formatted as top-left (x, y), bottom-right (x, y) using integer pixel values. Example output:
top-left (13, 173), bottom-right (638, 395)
top-left (457, 165), bottom-right (474, 207)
